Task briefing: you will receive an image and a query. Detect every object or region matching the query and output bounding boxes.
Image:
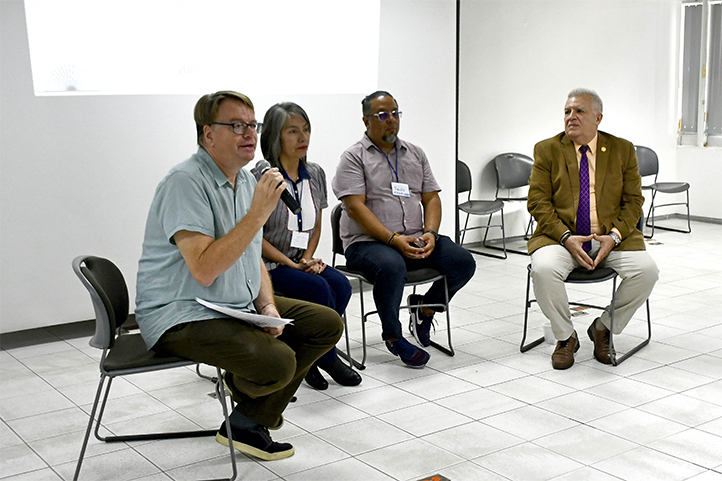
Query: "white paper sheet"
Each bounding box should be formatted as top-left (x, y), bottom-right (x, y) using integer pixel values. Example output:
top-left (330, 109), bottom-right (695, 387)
top-left (195, 298), bottom-right (293, 329)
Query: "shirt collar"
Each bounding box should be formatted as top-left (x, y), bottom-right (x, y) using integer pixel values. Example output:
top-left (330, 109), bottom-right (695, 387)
top-left (197, 146), bottom-right (238, 188)
top-left (573, 133), bottom-right (598, 156)
top-left (361, 132), bottom-right (406, 154)
top-left (279, 162), bottom-right (310, 183)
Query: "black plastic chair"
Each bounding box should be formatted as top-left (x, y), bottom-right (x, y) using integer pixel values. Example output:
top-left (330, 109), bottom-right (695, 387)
top-left (71, 256), bottom-right (238, 481)
top-left (636, 145), bottom-right (691, 238)
top-left (520, 220), bottom-right (652, 366)
top-left (491, 153), bottom-right (535, 255)
top-left (330, 204), bottom-right (453, 369)
top-left (457, 160), bottom-right (506, 258)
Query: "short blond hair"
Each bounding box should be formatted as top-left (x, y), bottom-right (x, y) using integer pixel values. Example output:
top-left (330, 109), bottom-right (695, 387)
top-left (194, 91), bottom-right (254, 146)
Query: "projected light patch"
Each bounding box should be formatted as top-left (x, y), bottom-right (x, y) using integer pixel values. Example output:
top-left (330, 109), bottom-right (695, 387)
top-left (24, 0), bottom-right (380, 96)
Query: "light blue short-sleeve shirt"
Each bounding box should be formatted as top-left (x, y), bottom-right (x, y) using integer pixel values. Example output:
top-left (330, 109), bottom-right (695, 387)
top-left (135, 147), bottom-right (262, 349)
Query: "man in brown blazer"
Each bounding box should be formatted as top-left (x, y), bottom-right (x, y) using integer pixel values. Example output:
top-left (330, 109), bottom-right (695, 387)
top-left (527, 88), bottom-right (658, 370)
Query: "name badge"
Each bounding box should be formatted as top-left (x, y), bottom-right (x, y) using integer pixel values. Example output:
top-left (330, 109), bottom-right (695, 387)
top-left (391, 182), bottom-right (410, 197)
top-left (291, 231), bottom-right (309, 249)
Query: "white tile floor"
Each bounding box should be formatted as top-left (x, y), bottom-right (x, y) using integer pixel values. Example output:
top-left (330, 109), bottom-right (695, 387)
top-left (2, 220), bottom-right (722, 481)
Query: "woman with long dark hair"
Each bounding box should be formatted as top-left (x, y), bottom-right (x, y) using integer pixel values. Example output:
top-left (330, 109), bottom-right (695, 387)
top-left (251, 102), bottom-right (361, 390)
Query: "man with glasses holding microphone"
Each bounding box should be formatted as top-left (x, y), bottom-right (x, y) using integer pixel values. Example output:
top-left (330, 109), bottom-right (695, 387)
top-left (333, 91), bottom-right (475, 367)
top-left (135, 91), bottom-right (343, 461)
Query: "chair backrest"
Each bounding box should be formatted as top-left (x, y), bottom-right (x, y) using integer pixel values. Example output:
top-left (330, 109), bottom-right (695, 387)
top-left (635, 145), bottom-right (659, 179)
top-left (72, 256), bottom-right (130, 350)
top-left (494, 152), bottom-right (534, 190)
top-left (330, 203), bottom-right (345, 263)
top-left (456, 160), bottom-right (472, 195)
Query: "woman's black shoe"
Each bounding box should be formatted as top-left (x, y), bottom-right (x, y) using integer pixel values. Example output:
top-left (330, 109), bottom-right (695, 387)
top-left (304, 364), bottom-right (328, 390)
top-left (322, 358), bottom-right (362, 386)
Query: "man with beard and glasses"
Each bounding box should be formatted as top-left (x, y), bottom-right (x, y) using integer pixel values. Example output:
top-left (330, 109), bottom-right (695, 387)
top-left (332, 91), bottom-right (475, 368)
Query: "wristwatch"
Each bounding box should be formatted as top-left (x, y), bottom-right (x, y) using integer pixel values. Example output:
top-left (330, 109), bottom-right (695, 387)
top-left (609, 231), bottom-right (621, 246)
top-left (424, 229), bottom-right (440, 241)
top-left (559, 231), bottom-right (572, 246)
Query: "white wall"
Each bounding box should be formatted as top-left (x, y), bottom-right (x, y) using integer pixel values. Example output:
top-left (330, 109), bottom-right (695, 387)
top-left (2, 0), bottom-right (719, 334)
top-left (458, 0), bottom-right (720, 240)
top-left (0, 0), bottom-right (457, 333)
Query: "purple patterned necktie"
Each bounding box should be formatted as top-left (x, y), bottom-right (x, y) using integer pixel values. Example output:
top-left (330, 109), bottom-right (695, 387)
top-left (577, 145), bottom-right (592, 252)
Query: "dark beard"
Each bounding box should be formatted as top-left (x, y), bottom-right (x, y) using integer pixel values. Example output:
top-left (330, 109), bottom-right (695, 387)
top-left (382, 133), bottom-right (397, 144)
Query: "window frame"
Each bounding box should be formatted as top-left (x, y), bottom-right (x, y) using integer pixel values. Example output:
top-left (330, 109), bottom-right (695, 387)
top-left (679, 0), bottom-right (722, 147)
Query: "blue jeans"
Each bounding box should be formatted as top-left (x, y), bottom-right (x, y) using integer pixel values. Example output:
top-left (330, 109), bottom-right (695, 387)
top-left (269, 264), bottom-right (352, 368)
top-left (344, 236), bottom-right (476, 340)
top-left (269, 265), bottom-right (352, 317)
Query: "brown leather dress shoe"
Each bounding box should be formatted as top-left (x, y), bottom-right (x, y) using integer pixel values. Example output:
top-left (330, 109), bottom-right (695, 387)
top-left (551, 330), bottom-right (580, 370)
top-left (587, 319), bottom-right (615, 364)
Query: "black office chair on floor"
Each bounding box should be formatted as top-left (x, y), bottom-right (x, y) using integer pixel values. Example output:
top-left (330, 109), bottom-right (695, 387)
top-left (636, 145), bottom-right (691, 238)
top-left (520, 220), bottom-right (652, 366)
top-left (457, 160), bottom-right (507, 259)
top-left (330, 204), bottom-right (453, 369)
top-left (72, 256), bottom-right (238, 481)
top-left (489, 153), bottom-right (535, 255)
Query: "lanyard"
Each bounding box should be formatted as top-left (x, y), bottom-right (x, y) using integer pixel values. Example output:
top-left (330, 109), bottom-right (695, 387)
top-left (381, 146), bottom-right (399, 182)
top-left (279, 165), bottom-right (304, 231)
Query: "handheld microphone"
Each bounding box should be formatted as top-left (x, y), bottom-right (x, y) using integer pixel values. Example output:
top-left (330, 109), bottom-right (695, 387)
top-left (259, 160), bottom-right (302, 214)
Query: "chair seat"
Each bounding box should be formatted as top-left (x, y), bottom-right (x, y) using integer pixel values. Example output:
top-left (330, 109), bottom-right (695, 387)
top-left (521, 263), bottom-right (651, 365)
top-left (649, 181), bottom-right (690, 194)
top-left (459, 199), bottom-right (504, 216)
top-left (335, 264), bottom-right (371, 282)
top-left (336, 264), bottom-right (442, 285)
top-left (407, 267), bottom-right (443, 284)
top-left (565, 267), bottom-right (617, 283)
top-left (103, 333), bottom-right (194, 373)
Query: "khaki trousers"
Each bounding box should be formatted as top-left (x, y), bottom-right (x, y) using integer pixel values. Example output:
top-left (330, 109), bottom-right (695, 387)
top-left (530, 244), bottom-right (658, 340)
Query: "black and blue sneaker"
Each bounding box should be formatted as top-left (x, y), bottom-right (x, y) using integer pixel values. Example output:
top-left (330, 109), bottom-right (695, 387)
top-left (385, 337), bottom-right (430, 367)
top-left (408, 294), bottom-right (436, 347)
top-left (216, 421), bottom-right (294, 461)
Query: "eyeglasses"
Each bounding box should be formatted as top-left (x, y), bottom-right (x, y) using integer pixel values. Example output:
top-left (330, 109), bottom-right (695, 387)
top-left (212, 121), bottom-right (263, 135)
top-left (371, 110), bottom-right (402, 122)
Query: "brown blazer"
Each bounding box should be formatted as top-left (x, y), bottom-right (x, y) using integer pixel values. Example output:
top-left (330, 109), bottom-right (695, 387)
top-left (527, 130), bottom-right (646, 254)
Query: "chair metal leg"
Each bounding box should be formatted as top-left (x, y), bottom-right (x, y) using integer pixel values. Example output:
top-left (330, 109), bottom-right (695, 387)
top-left (521, 265), bottom-right (652, 364)
top-left (644, 190), bottom-right (656, 238)
top-left (425, 277), bottom-right (454, 357)
top-left (481, 209), bottom-right (531, 258)
top-left (215, 367), bottom-right (238, 481)
top-left (74, 370), bottom-right (234, 481)
top-left (464, 210), bottom-right (507, 260)
top-left (196, 363), bottom-right (218, 383)
top-left (685, 190), bottom-right (691, 233)
top-left (341, 311), bottom-right (353, 369)
top-left (524, 215), bottom-right (535, 240)
top-left (520, 267), bottom-right (544, 352)
top-left (645, 189), bottom-right (691, 236)
top-left (92, 376), bottom-right (113, 442)
top-left (338, 310), bottom-right (366, 370)
top-left (607, 276), bottom-right (618, 365)
top-left (482, 210), bottom-right (508, 259)
top-left (73, 374), bottom-right (107, 480)
top-left (460, 212), bottom-right (471, 245)
top-left (337, 277), bottom-right (368, 370)
top-left (610, 299), bottom-right (652, 366)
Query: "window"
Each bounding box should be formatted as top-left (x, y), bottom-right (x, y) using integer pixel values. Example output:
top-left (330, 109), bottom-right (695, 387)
top-left (679, 0), bottom-right (722, 147)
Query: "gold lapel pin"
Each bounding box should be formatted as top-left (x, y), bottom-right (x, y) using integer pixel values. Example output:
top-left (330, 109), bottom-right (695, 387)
top-left (601, 146), bottom-right (607, 152)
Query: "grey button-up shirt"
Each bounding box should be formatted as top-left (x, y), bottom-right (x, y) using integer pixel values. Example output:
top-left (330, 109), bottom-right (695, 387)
top-left (332, 134), bottom-right (441, 251)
